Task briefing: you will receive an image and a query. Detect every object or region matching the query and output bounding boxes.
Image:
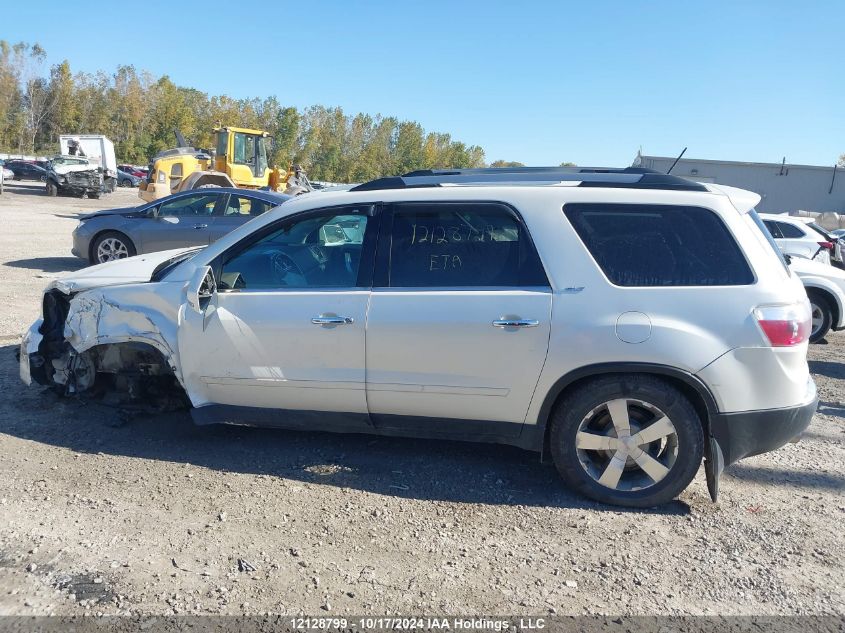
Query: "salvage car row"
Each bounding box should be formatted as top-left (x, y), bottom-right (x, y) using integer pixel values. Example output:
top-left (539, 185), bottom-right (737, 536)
top-left (19, 167), bottom-right (821, 509)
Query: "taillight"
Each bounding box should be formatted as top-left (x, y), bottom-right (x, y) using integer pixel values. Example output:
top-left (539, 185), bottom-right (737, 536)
top-left (754, 303), bottom-right (811, 346)
top-left (818, 241), bottom-right (834, 250)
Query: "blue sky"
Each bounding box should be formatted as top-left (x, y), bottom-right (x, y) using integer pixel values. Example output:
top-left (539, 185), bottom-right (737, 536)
top-left (3, 0), bottom-right (842, 166)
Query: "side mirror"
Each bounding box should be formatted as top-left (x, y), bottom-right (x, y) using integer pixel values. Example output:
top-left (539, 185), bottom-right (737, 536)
top-left (187, 266), bottom-right (216, 313)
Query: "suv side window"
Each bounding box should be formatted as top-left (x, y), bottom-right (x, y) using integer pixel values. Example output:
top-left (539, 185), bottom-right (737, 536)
top-left (219, 207), bottom-right (371, 290)
top-left (158, 193), bottom-right (219, 217)
top-left (385, 203), bottom-right (547, 288)
top-left (564, 203), bottom-right (754, 287)
top-left (763, 220), bottom-right (783, 239)
top-left (775, 222), bottom-right (805, 239)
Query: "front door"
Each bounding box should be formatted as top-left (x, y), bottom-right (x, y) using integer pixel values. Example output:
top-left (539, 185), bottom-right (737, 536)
top-left (138, 192), bottom-right (222, 252)
top-left (365, 202), bottom-right (552, 438)
top-left (178, 204), bottom-right (377, 428)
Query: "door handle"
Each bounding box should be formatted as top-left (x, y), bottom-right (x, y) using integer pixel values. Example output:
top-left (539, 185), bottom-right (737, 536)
top-left (312, 316), bottom-right (354, 325)
top-left (492, 319), bottom-right (539, 328)
top-left (193, 223), bottom-right (208, 229)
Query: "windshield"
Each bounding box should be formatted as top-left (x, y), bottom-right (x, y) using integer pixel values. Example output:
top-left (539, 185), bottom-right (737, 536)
top-left (150, 248), bottom-right (204, 282)
top-left (808, 222), bottom-right (835, 241)
top-left (51, 156), bottom-right (89, 166)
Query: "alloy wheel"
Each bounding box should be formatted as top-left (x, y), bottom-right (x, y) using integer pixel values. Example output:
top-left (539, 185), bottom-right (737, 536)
top-left (575, 398), bottom-right (679, 492)
top-left (97, 237), bottom-right (130, 263)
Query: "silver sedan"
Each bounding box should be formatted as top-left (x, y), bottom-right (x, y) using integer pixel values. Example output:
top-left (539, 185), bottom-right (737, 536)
top-left (72, 187), bottom-right (290, 264)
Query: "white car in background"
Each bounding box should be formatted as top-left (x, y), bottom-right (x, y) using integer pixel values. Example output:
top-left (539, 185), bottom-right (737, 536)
top-left (761, 213), bottom-right (834, 265)
top-left (790, 255), bottom-right (845, 342)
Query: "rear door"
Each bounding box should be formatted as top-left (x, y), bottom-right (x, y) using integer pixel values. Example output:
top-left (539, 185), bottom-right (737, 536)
top-left (364, 201), bottom-right (552, 438)
top-left (208, 193), bottom-right (275, 243)
top-left (136, 192), bottom-right (223, 252)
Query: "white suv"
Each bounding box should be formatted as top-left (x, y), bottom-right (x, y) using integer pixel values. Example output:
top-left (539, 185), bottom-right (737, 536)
top-left (761, 213), bottom-right (834, 265)
top-left (19, 167), bottom-right (817, 507)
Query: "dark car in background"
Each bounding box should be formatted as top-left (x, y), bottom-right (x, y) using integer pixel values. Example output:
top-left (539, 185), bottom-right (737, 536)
top-left (117, 169), bottom-right (141, 188)
top-left (72, 187), bottom-right (290, 264)
top-left (118, 164), bottom-right (146, 178)
top-left (5, 160), bottom-right (47, 181)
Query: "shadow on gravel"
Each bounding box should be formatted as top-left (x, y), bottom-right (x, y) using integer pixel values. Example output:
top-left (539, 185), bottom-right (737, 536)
top-left (726, 463), bottom-right (845, 491)
top-left (816, 401), bottom-right (845, 420)
top-left (0, 345), bottom-right (689, 515)
top-left (4, 257), bottom-right (86, 273)
top-left (808, 360), bottom-right (845, 380)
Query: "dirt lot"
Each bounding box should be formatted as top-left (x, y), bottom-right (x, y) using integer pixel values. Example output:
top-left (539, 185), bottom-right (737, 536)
top-left (0, 181), bottom-right (843, 617)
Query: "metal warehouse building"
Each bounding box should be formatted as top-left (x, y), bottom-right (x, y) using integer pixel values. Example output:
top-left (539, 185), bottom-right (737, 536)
top-left (633, 153), bottom-right (845, 216)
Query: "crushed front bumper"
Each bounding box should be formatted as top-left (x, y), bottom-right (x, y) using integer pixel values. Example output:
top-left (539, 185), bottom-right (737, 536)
top-left (19, 319), bottom-right (44, 386)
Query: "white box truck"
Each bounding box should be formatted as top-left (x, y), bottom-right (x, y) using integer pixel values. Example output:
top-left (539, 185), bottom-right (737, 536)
top-left (59, 135), bottom-right (118, 192)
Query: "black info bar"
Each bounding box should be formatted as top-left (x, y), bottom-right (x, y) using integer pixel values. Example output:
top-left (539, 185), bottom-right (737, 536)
top-left (0, 616), bottom-right (843, 633)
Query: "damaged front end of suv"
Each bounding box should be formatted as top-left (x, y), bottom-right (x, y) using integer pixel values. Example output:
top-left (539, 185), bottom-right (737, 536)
top-left (19, 251), bottom-right (198, 412)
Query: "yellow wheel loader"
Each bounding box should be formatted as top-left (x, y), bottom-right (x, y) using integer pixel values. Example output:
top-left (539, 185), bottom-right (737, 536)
top-left (138, 126), bottom-right (310, 202)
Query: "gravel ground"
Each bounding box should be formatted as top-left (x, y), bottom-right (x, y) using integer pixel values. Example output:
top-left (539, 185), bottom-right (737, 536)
top-left (0, 181), bottom-right (843, 617)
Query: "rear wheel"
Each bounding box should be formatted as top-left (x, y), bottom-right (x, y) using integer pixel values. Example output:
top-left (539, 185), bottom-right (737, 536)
top-left (93, 231), bottom-right (136, 264)
top-left (549, 375), bottom-right (704, 507)
top-left (808, 292), bottom-right (833, 343)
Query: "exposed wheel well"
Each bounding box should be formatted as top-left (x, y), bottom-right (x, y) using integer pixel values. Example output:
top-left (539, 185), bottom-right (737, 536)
top-left (80, 341), bottom-right (188, 409)
top-left (805, 287), bottom-right (839, 326)
top-left (539, 368), bottom-right (714, 457)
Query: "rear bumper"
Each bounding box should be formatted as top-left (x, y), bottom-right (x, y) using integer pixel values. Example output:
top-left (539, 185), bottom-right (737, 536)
top-left (710, 379), bottom-right (817, 468)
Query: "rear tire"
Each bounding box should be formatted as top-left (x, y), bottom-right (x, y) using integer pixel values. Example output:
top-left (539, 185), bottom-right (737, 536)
top-left (808, 292), bottom-right (833, 343)
top-left (549, 375), bottom-right (704, 508)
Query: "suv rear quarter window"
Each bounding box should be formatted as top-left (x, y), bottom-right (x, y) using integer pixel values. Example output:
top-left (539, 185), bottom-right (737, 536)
top-left (774, 221), bottom-right (806, 239)
top-left (564, 203), bottom-right (754, 287)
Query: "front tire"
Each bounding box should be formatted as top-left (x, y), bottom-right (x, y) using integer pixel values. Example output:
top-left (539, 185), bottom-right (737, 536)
top-left (92, 231), bottom-right (136, 264)
top-left (46, 180), bottom-right (58, 196)
top-left (808, 292), bottom-right (833, 343)
top-left (549, 375), bottom-right (704, 508)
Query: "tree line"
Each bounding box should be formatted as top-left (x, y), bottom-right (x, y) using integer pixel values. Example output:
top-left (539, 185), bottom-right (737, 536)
top-left (0, 41), bottom-right (575, 182)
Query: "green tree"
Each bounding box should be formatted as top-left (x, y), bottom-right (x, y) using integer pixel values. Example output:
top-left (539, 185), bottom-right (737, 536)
top-left (45, 61), bottom-right (78, 146)
top-left (0, 40), bottom-right (489, 178)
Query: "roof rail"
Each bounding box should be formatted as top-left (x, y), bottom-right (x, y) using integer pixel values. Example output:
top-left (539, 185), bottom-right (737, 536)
top-left (350, 167), bottom-right (707, 192)
top-left (402, 166), bottom-right (664, 176)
